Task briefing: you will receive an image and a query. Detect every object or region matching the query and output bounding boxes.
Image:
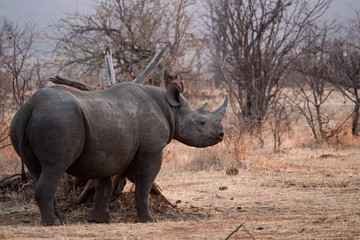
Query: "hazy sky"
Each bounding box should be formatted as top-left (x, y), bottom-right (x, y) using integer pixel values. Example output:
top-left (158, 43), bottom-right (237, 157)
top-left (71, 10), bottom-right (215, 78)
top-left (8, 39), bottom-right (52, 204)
top-left (1, 0), bottom-right (360, 29)
top-left (324, 0), bottom-right (360, 21)
top-left (0, 0), bottom-right (94, 29)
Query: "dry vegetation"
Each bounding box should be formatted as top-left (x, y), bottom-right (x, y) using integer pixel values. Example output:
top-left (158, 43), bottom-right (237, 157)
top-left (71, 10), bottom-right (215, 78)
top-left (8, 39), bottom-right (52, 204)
top-left (1, 0), bottom-right (360, 238)
top-left (0, 89), bottom-right (359, 239)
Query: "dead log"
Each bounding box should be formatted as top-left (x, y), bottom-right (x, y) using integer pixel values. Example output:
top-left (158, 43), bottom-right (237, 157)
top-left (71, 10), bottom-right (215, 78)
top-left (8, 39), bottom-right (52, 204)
top-left (150, 182), bottom-right (174, 207)
top-left (0, 173), bottom-right (32, 192)
top-left (75, 176), bottom-right (173, 207)
top-left (105, 46), bottom-right (116, 87)
top-left (48, 75), bottom-right (94, 91)
top-left (132, 47), bottom-right (167, 84)
top-left (0, 174), bottom-right (22, 188)
top-left (76, 179), bottom-right (95, 204)
top-left (112, 174), bottom-right (127, 196)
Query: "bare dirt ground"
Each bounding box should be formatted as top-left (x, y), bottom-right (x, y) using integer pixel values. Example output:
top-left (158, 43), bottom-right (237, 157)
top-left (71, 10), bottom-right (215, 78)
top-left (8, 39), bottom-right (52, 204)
top-left (1, 145), bottom-right (360, 239)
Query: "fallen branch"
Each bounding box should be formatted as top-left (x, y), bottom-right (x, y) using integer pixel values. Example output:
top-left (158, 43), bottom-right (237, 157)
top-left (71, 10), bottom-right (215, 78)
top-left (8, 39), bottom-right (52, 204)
top-left (225, 223), bottom-right (255, 240)
top-left (48, 75), bottom-right (94, 91)
top-left (0, 143), bottom-right (11, 150)
top-left (75, 176), bottom-right (172, 207)
top-left (76, 179), bottom-right (95, 204)
top-left (0, 174), bottom-right (22, 188)
top-left (150, 182), bottom-right (174, 207)
top-left (0, 174), bottom-right (28, 192)
top-left (112, 174), bottom-right (127, 196)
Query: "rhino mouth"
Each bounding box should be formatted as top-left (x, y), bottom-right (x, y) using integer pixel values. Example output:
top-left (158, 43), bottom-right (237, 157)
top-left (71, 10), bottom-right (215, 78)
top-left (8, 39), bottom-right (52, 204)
top-left (211, 133), bottom-right (224, 142)
top-left (209, 137), bottom-right (221, 143)
top-left (202, 135), bottom-right (223, 146)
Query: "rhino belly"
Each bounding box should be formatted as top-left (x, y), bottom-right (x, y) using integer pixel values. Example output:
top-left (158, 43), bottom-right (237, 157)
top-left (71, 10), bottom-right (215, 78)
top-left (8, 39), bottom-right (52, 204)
top-left (66, 147), bottom-right (136, 179)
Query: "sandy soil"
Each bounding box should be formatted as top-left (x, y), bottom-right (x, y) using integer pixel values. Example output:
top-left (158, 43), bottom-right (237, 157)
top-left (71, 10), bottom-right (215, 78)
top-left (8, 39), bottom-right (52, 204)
top-left (1, 146), bottom-right (360, 239)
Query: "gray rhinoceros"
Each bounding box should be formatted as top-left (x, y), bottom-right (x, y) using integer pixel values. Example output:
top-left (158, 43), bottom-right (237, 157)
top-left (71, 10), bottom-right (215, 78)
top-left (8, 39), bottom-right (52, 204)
top-left (10, 81), bottom-right (227, 225)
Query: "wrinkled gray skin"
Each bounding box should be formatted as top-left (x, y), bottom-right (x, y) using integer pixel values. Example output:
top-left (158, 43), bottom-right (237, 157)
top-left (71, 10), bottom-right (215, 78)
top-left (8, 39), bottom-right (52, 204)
top-left (10, 82), bottom-right (227, 226)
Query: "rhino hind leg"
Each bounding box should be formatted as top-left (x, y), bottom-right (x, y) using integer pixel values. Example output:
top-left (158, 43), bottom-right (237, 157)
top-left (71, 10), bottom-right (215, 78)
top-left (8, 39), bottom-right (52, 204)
top-left (33, 167), bottom-right (65, 226)
top-left (28, 165), bottom-right (63, 224)
top-left (20, 145), bottom-right (65, 224)
top-left (88, 177), bottom-right (113, 223)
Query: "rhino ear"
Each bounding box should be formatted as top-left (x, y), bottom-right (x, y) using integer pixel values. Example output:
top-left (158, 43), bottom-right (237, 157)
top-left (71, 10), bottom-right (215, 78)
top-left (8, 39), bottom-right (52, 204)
top-left (166, 83), bottom-right (182, 107)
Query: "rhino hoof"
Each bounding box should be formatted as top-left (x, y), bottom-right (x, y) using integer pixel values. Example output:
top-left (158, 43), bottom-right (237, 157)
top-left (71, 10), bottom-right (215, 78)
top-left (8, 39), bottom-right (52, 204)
top-left (137, 216), bottom-right (155, 223)
top-left (41, 218), bottom-right (61, 226)
top-left (88, 212), bottom-right (111, 223)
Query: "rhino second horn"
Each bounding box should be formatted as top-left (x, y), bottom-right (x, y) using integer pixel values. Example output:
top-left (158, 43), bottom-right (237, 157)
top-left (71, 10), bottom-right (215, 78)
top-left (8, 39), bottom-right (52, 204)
top-left (214, 95), bottom-right (228, 117)
top-left (199, 102), bottom-right (208, 112)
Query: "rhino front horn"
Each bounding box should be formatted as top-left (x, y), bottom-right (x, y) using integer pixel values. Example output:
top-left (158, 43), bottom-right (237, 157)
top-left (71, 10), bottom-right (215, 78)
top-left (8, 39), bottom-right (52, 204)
top-left (214, 95), bottom-right (228, 118)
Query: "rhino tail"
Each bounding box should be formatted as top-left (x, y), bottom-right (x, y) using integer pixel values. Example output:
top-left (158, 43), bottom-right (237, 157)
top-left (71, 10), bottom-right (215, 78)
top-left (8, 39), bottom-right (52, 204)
top-left (10, 102), bottom-right (33, 180)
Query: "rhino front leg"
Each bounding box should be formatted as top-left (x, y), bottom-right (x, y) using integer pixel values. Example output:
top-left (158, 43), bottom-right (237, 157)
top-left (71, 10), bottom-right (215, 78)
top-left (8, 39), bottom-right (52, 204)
top-left (134, 152), bottom-right (162, 223)
top-left (88, 177), bottom-right (113, 223)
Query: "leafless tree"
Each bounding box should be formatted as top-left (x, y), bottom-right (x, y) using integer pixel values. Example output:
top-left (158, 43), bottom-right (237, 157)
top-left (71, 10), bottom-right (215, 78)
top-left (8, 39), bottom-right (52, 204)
top-left (0, 118), bottom-right (10, 150)
top-left (268, 92), bottom-right (294, 152)
top-left (0, 20), bottom-right (37, 108)
top-left (0, 20), bottom-right (38, 156)
top-left (50, 0), bottom-right (202, 87)
top-left (326, 10), bottom-right (360, 135)
top-left (0, 74), bottom-right (10, 150)
top-left (206, 0), bottom-right (331, 135)
top-left (289, 22), bottom-right (350, 141)
top-left (0, 25), bottom-right (7, 150)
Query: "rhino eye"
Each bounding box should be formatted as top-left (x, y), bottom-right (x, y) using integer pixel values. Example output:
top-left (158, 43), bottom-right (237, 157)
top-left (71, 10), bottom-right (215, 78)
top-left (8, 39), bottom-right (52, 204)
top-left (198, 119), bottom-right (207, 129)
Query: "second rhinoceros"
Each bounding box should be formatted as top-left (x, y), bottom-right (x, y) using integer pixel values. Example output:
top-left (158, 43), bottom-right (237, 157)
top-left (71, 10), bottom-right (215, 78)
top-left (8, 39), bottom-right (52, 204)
top-left (10, 81), bottom-right (227, 225)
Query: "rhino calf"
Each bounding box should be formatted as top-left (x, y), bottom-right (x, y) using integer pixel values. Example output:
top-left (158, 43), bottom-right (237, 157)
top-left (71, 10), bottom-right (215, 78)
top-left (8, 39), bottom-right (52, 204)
top-left (10, 82), bottom-right (227, 225)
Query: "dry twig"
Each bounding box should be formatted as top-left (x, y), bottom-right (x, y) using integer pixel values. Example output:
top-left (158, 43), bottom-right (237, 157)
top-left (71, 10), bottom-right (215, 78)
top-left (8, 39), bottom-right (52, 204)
top-left (225, 223), bottom-right (255, 240)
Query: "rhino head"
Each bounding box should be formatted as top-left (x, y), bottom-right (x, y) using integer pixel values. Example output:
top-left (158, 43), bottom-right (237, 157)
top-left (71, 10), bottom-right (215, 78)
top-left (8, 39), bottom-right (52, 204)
top-left (166, 82), bottom-right (228, 148)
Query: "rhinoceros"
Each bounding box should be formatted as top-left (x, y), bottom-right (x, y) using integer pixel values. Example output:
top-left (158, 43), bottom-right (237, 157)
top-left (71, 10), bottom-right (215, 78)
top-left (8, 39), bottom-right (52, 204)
top-left (10, 81), bottom-right (227, 225)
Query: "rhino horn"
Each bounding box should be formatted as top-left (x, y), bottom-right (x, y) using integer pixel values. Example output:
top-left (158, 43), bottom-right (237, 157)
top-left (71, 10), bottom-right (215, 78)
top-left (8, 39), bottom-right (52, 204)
top-left (214, 95), bottom-right (228, 118)
top-left (199, 102), bottom-right (209, 112)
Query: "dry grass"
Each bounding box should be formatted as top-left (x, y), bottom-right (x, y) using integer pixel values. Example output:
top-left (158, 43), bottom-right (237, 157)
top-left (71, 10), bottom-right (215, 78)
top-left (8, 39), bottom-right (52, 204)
top-left (0, 145), bottom-right (20, 175)
top-left (1, 148), bottom-right (359, 239)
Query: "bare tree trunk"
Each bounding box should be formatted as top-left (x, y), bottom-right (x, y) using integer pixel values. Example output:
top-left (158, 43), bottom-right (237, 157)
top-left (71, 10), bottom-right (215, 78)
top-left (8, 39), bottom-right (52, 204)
top-left (352, 88), bottom-right (360, 136)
